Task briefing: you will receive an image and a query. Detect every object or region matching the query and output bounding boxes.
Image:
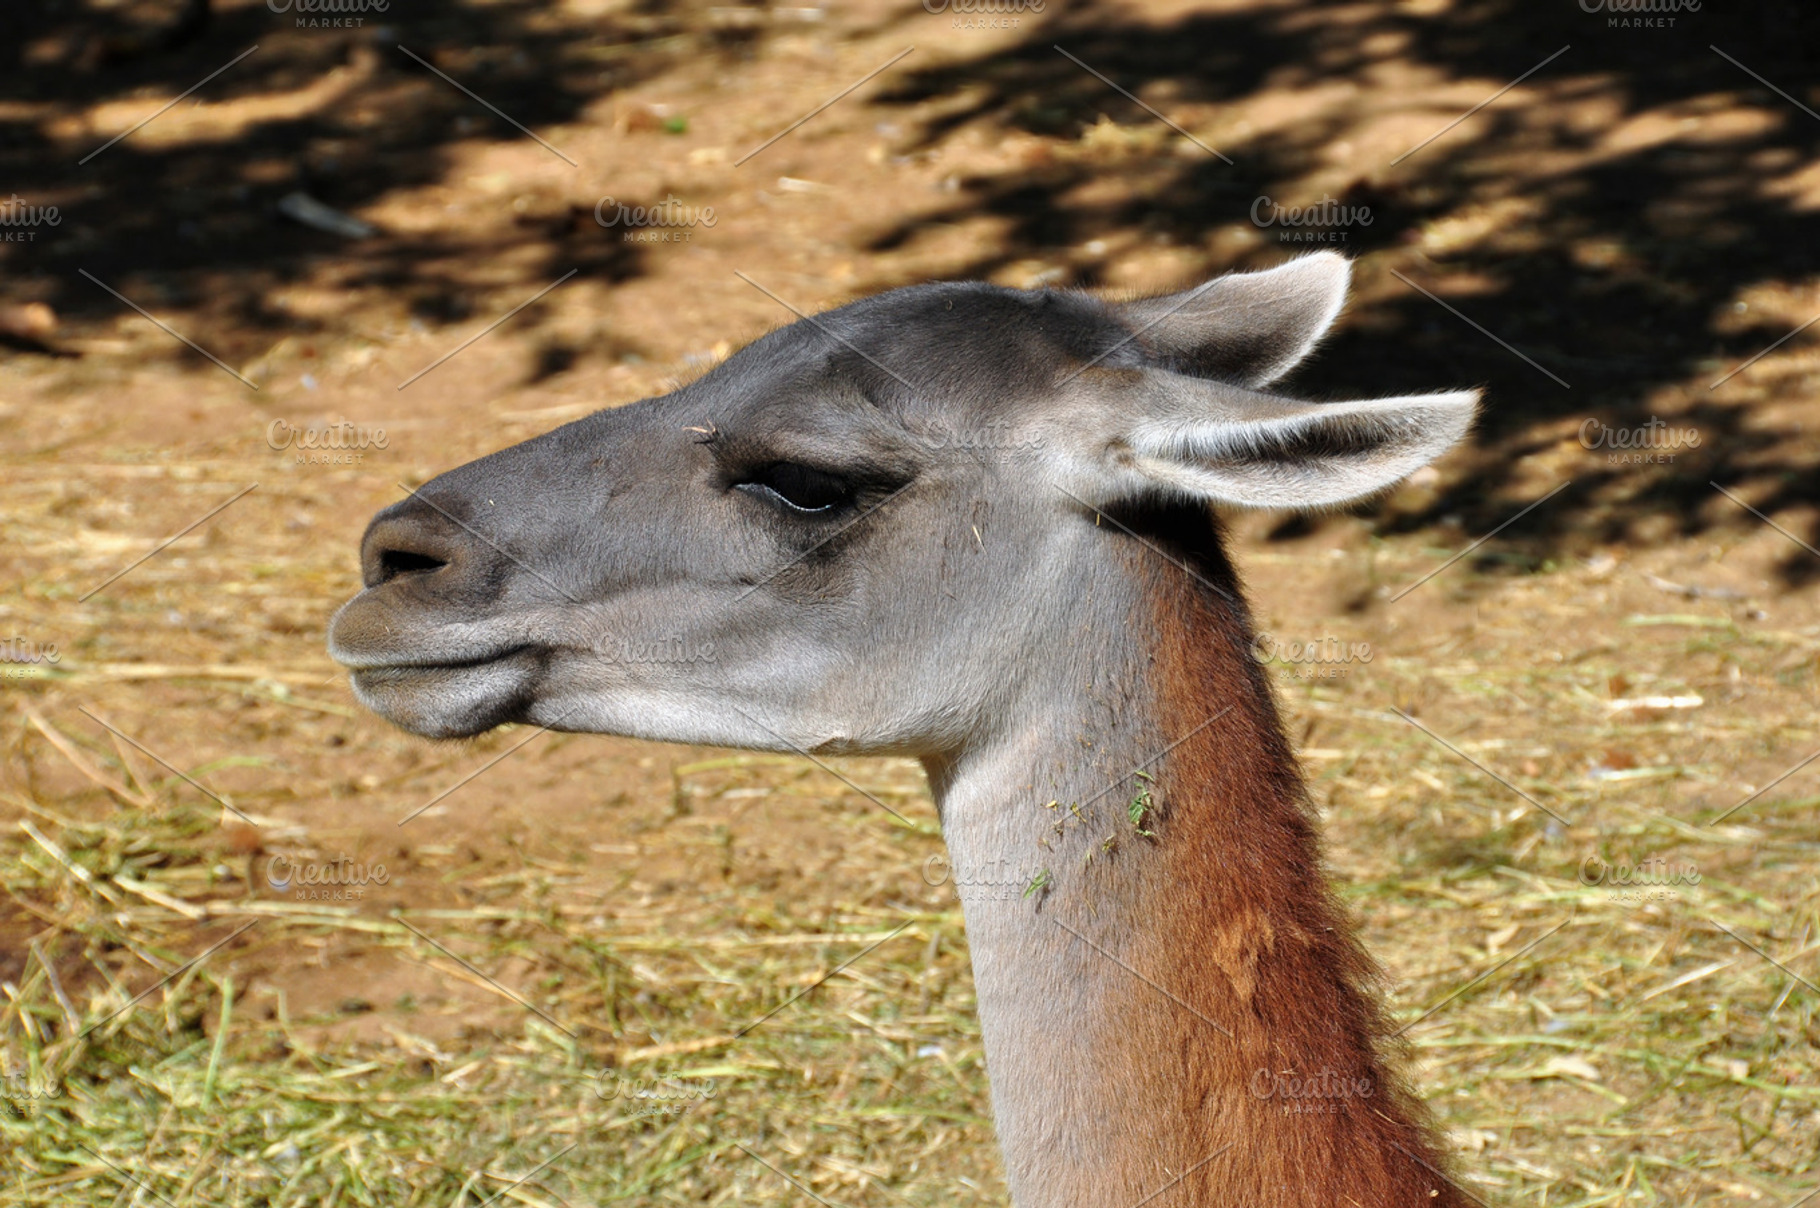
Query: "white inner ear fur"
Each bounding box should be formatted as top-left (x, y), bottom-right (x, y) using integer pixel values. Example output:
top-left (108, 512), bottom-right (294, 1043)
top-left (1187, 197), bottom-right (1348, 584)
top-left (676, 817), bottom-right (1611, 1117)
top-left (1199, 252), bottom-right (1350, 387)
top-left (1119, 251), bottom-right (1353, 388)
top-left (1119, 389), bottom-right (1480, 510)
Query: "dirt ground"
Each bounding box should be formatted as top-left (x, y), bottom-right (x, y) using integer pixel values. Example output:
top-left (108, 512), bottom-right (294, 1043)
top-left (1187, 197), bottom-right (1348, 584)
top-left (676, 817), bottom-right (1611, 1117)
top-left (1, 0), bottom-right (1818, 1204)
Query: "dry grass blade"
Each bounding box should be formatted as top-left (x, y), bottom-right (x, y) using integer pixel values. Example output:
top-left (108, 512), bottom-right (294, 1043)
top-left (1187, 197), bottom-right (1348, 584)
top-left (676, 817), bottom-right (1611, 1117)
top-left (22, 708), bottom-right (154, 809)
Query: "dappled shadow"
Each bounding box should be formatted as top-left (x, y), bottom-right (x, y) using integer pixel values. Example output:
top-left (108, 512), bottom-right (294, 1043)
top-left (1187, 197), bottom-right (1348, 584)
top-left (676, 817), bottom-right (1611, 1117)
top-left (0, 0), bottom-right (764, 368)
top-left (4, 0), bottom-right (1817, 581)
top-left (864, 0), bottom-right (1820, 585)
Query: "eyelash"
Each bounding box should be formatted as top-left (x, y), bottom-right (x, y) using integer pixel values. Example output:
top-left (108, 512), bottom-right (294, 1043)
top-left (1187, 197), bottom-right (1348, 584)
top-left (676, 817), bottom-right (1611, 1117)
top-left (735, 462), bottom-right (854, 514)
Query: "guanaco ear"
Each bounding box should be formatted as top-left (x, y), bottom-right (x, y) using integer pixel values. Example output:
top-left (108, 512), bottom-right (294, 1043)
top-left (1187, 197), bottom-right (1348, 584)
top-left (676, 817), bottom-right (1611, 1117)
top-left (1066, 372), bottom-right (1480, 510)
top-left (1117, 252), bottom-right (1350, 387)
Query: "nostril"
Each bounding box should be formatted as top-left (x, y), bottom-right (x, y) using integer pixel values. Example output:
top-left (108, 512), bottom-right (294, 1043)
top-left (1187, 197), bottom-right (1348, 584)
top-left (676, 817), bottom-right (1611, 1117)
top-left (377, 548), bottom-right (448, 583)
top-left (360, 502), bottom-right (481, 591)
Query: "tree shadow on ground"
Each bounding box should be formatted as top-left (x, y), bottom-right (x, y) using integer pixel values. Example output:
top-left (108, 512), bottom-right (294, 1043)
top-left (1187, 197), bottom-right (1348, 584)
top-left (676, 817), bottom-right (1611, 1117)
top-left (4, 0), bottom-right (1817, 584)
top-left (864, 0), bottom-right (1820, 586)
top-left (0, 0), bottom-right (770, 366)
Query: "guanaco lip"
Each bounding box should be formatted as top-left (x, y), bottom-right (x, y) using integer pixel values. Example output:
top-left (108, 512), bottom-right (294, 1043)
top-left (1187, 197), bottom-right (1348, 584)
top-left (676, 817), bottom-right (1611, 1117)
top-left (326, 589), bottom-right (540, 672)
top-left (342, 644), bottom-right (536, 674)
top-left (344, 648), bottom-right (542, 741)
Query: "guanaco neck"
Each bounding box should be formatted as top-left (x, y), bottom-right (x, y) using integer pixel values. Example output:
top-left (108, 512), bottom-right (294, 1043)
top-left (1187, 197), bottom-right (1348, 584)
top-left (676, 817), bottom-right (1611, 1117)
top-left (925, 503), bottom-right (1468, 1208)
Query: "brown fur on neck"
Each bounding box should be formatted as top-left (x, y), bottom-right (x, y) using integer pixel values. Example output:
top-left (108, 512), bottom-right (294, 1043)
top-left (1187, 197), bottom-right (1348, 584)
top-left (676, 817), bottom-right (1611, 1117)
top-left (1078, 500), bottom-right (1469, 1207)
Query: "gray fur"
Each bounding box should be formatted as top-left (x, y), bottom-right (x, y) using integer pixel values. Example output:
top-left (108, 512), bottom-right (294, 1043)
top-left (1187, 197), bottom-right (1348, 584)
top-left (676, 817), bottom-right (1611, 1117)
top-left (329, 251), bottom-right (1478, 1204)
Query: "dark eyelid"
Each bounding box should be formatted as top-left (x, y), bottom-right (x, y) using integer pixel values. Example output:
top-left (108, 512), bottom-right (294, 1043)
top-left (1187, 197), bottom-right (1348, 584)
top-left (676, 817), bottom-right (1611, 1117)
top-left (733, 461), bottom-right (855, 515)
top-left (737, 481), bottom-right (837, 514)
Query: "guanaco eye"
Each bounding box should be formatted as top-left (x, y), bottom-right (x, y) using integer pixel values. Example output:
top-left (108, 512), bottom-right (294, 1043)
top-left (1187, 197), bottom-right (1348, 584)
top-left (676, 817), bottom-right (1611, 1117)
top-left (736, 462), bottom-right (853, 514)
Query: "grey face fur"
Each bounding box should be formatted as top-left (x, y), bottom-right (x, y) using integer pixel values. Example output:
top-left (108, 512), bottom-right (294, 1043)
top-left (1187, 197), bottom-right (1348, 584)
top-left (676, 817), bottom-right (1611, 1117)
top-left (328, 252), bottom-right (1477, 754)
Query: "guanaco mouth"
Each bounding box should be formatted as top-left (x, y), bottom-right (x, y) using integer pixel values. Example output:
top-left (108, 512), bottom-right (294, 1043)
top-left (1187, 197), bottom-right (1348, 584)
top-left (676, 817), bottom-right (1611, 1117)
top-left (340, 644), bottom-right (536, 674)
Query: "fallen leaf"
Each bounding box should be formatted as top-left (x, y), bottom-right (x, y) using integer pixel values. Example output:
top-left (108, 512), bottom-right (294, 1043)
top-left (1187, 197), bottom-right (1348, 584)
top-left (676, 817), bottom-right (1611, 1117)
top-left (1536, 1055), bottom-right (1601, 1081)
